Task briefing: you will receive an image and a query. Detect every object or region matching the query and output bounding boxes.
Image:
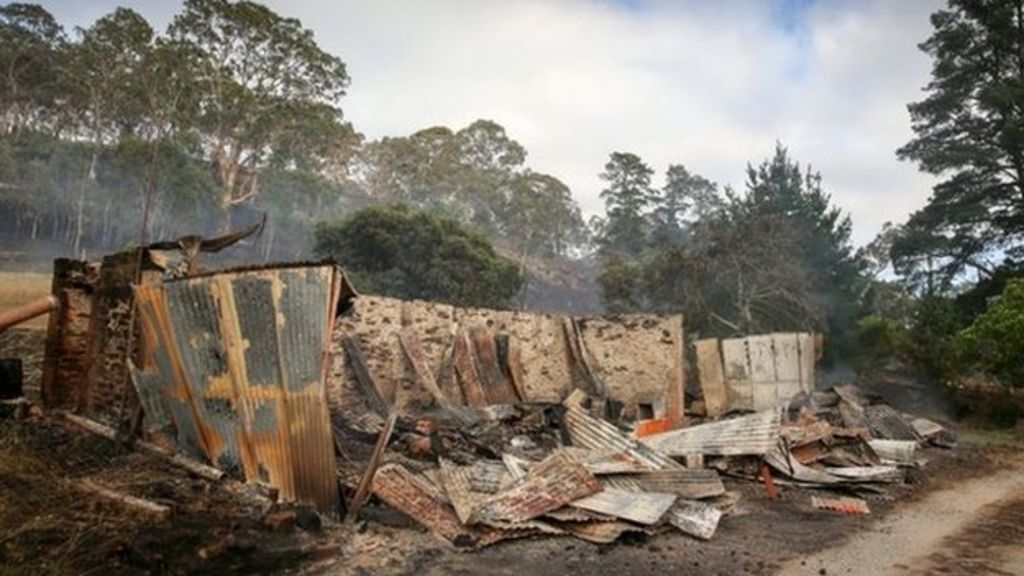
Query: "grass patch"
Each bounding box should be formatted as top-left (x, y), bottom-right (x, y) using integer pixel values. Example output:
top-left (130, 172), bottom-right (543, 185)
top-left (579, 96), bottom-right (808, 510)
top-left (0, 271), bottom-right (51, 330)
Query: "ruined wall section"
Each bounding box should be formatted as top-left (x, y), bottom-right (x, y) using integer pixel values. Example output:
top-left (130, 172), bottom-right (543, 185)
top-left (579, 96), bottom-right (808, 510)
top-left (328, 295), bottom-right (686, 419)
top-left (578, 314), bottom-right (684, 421)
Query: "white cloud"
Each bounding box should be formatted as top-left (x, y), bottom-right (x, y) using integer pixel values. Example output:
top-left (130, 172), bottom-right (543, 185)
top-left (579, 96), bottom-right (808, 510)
top-left (48, 0), bottom-right (941, 244)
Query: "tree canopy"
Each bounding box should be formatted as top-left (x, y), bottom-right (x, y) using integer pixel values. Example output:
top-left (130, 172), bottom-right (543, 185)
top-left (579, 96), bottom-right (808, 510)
top-left (896, 0), bottom-right (1024, 291)
top-left (313, 204), bottom-right (522, 308)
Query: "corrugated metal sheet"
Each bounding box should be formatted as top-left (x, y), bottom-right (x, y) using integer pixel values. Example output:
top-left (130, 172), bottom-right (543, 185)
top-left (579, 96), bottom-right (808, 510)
top-left (563, 406), bottom-right (683, 470)
top-left (665, 500), bottom-right (722, 540)
top-left (641, 408), bottom-right (784, 457)
top-left (811, 496), bottom-right (870, 515)
top-left (372, 463), bottom-right (513, 549)
top-left (570, 488), bottom-right (676, 525)
top-left (133, 264), bottom-right (342, 513)
top-left (473, 450), bottom-right (601, 524)
top-left (868, 439), bottom-right (917, 464)
top-left (865, 404), bottom-right (918, 441)
top-left (624, 469), bottom-right (726, 499)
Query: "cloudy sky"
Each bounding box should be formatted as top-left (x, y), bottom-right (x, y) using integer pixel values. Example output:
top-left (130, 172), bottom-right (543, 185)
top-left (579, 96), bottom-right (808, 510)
top-left (47, 0), bottom-right (941, 244)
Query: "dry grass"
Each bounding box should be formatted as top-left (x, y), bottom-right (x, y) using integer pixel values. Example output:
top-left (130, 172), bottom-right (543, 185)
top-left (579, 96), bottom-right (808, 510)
top-left (0, 271), bottom-right (52, 330)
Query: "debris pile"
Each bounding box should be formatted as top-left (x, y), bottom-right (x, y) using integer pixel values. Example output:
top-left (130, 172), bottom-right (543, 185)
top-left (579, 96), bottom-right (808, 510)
top-left (335, 382), bottom-right (953, 549)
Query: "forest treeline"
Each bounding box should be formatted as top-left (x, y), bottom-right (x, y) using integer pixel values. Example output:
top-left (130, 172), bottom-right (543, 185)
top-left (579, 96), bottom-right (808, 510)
top-left (2, 1), bottom-right (1024, 398)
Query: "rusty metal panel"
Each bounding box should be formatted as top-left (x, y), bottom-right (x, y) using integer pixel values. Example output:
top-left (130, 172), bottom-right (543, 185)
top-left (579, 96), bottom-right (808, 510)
top-left (811, 495), bottom-right (870, 515)
top-left (641, 408), bottom-right (783, 457)
top-left (473, 450), bottom-right (601, 525)
top-left (570, 488), bottom-right (676, 525)
top-left (134, 264), bottom-right (340, 513)
top-left (372, 463), bottom-right (516, 549)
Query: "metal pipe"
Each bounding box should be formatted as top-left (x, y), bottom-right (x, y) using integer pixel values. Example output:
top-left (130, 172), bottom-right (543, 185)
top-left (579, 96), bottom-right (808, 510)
top-left (0, 294), bottom-right (59, 332)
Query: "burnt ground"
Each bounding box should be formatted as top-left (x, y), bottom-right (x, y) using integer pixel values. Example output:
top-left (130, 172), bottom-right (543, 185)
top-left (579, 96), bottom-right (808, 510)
top-left (3, 326), bottom-right (1022, 574)
top-left (0, 412), bottom-right (1020, 575)
top-left (0, 417), bottom-right (338, 575)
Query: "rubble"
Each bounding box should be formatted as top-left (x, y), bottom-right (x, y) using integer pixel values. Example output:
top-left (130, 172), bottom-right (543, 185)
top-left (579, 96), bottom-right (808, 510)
top-left (8, 257), bottom-right (961, 555)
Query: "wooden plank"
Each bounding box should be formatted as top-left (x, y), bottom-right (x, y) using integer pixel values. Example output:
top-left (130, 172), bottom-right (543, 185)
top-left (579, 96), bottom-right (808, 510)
top-left (452, 331), bottom-right (488, 407)
top-left (695, 339), bottom-right (728, 417)
top-left (469, 325), bottom-right (518, 405)
top-left (347, 411), bottom-right (398, 522)
top-left (562, 318), bottom-right (606, 398)
top-left (398, 328), bottom-right (452, 409)
top-left (341, 336), bottom-right (390, 416)
top-left (75, 479), bottom-right (172, 521)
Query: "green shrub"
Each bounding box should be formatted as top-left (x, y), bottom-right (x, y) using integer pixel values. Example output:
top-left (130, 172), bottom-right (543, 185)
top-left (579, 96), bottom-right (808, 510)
top-left (954, 279), bottom-right (1024, 389)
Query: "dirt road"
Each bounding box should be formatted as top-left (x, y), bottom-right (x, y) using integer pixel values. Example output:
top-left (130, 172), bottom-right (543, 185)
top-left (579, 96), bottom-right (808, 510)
top-left (776, 458), bottom-right (1024, 576)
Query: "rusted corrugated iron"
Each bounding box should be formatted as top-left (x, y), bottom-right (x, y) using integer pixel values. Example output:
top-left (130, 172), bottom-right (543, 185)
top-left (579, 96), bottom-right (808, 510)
top-left (372, 463), bottom-right (519, 549)
top-left (641, 408), bottom-right (784, 457)
top-left (133, 264), bottom-right (343, 513)
top-left (472, 450), bottom-right (601, 525)
top-left (811, 495), bottom-right (870, 515)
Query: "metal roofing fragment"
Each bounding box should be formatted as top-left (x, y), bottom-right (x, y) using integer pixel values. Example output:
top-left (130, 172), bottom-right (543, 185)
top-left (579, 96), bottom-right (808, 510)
top-left (624, 469), bottom-right (726, 499)
top-left (641, 408), bottom-right (784, 457)
top-left (562, 405), bottom-right (683, 470)
top-left (134, 264), bottom-right (342, 513)
top-left (570, 488), bottom-right (676, 525)
top-left (867, 439), bottom-right (917, 465)
top-left (864, 404), bottom-right (918, 441)
top-left (552, 520), bottom-right (650, 544)
top-left (472, 450), bottom-right (602, 525)
top-left (665, 500), bottom-right (723, 540)
top-left (910, 417), bottom-right (945, 439)
top-left (372, 463), bottom-right (513, 549)
top-left (811, 496), bottom-right (870, 515)
top-left (439, 458), bottom-right (488, 524)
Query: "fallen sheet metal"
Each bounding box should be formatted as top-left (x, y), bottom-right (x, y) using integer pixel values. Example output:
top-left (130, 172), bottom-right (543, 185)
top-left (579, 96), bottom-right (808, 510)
top-left (372, 463), bottom-right (513, 548)
top-left (570, 488), bottom-right (677, 525)
top-left (811, 496), bottom-right (870, 515)
top-left (624, 469), bottom-right (726, 499)
top-left (868, 439), bottom-right (917, 465)
top-left (134, 264), bottom-right (343, 513)
top-left (826, 466), bottom-right (903, 483)
top-left (911, 417), bottom-right (944, 439)
top-left (864, 404), bottom-right (918, 441)
top-left (765, 443), bottom-right (842, 485)
top-left (641, 408), bottom-right (784, 457)
top-left (551, 520), bottom-right (650, 544)
top-left (560, 447), bottom-right (654, 475)
top-left (473, 450), bottom-right (602, 525)
top-left (665, 500), bottom-right (723, 540)
top-left (562, 405), bottom-right (683, 470)
top-left (439, 458), bottom-right (484, 524)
